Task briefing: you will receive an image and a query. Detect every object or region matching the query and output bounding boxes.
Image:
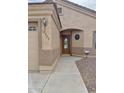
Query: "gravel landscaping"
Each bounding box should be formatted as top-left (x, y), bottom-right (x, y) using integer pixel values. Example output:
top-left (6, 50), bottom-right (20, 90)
top-left (75, 57), bottom-right (96, 93)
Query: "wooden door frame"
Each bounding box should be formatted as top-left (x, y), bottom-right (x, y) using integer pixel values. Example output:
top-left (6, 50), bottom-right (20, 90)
top-left (61, 35), bottom-right (71, 54)
top-left (60, 31), bottom-right (72, 55)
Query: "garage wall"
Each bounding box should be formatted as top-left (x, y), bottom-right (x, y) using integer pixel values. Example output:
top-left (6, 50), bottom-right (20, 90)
top-left (28, 22), bottom-right (39, 71)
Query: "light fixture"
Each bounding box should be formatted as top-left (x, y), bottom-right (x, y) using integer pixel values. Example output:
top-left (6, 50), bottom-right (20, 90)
top-left (42, 18), bottom-right (48, 27)
top-left (84, 50), bottom-right (90, 60)
top-left (41, 17), bottom-right (49, 40)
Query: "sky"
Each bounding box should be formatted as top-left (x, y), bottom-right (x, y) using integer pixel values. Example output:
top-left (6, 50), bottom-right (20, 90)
top-left (28, 0), bottom-right (96, 10)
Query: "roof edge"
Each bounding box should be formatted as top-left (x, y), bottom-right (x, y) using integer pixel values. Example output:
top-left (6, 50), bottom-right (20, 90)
top-left (28, 2), bottom-right (62, 28)
top-left (63, 0), bottom-right (96, 13)
top-left (45, 0), bottom-right (96, 14)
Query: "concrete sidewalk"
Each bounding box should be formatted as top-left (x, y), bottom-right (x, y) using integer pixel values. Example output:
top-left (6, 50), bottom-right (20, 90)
top-left (28, 56), bottom-right (88, 93)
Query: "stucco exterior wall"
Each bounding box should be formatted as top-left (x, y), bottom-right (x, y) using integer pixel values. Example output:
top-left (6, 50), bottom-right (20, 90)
top-left (28, 1), bottom-right (96, 71)
top-left (72, 31), bottom-right (83, 47)
top-left (71, 31), bottom-right (84, 55)
top-left (51, 17), bottom-right (60, 49)
top-left (40, 15), bottom-right (60, 66)
top-left (28, 22), bottom-right (39, 71)
top-left (28, 3), bottom-right (61, 71)
top-left (56, 1), bottom-right (96, 55)
top-left (51, 15), bottom-right (60, 58)
top-left (57, 4), bottom-right (95, 30)
top-left (41, 16), bottom-right (52, 49)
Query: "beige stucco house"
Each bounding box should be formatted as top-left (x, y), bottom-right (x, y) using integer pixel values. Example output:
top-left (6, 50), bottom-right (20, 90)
top-left (28, 0), bottom-right (96, 71)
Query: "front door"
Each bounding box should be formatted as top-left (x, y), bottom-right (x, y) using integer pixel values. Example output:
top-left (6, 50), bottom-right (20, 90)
top-left (62, 35), bottom-right (71, 54)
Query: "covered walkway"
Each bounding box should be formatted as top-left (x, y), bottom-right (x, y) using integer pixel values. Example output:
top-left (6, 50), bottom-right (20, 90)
top-left (28, 56), bottom-right (88, 93)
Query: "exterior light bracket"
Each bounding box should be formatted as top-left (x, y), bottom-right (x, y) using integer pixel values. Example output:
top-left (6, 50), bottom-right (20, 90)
top-left (41, 18), bottom-right (49, 40)
top-left (42, 18), bottom-right (48, 27)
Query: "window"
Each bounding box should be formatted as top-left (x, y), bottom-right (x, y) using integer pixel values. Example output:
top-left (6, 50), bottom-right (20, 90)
top-left (93, 31), bottom-right (96, 49)
top-left (64, 38), bottom-right (68, 49)
top-left (28, 26), bottom-right (37, 31)
top-left (57, 8), bottom-right (63, 15)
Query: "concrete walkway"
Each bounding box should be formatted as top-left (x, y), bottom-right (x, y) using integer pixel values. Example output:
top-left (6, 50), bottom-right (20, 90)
top-left (28, 56), bottom-right (88, 93)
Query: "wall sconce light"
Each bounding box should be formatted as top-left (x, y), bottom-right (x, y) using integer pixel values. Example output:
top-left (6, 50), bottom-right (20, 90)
top-left (42, 18), bottom-right (48, 27)
top-left (84, 50), bottom-right (90, 61)
top-left (41, 17), bottom-right (49, 40)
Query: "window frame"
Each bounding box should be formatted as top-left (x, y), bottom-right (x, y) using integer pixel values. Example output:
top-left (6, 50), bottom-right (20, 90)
top-left (28, 26), bottom-right (37, 31)
top-left (57, 7), bottom-right (63, 16)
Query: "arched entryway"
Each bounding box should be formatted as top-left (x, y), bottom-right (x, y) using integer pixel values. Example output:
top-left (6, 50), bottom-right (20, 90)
top-left (60, 29), bottom-right (83, 55)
